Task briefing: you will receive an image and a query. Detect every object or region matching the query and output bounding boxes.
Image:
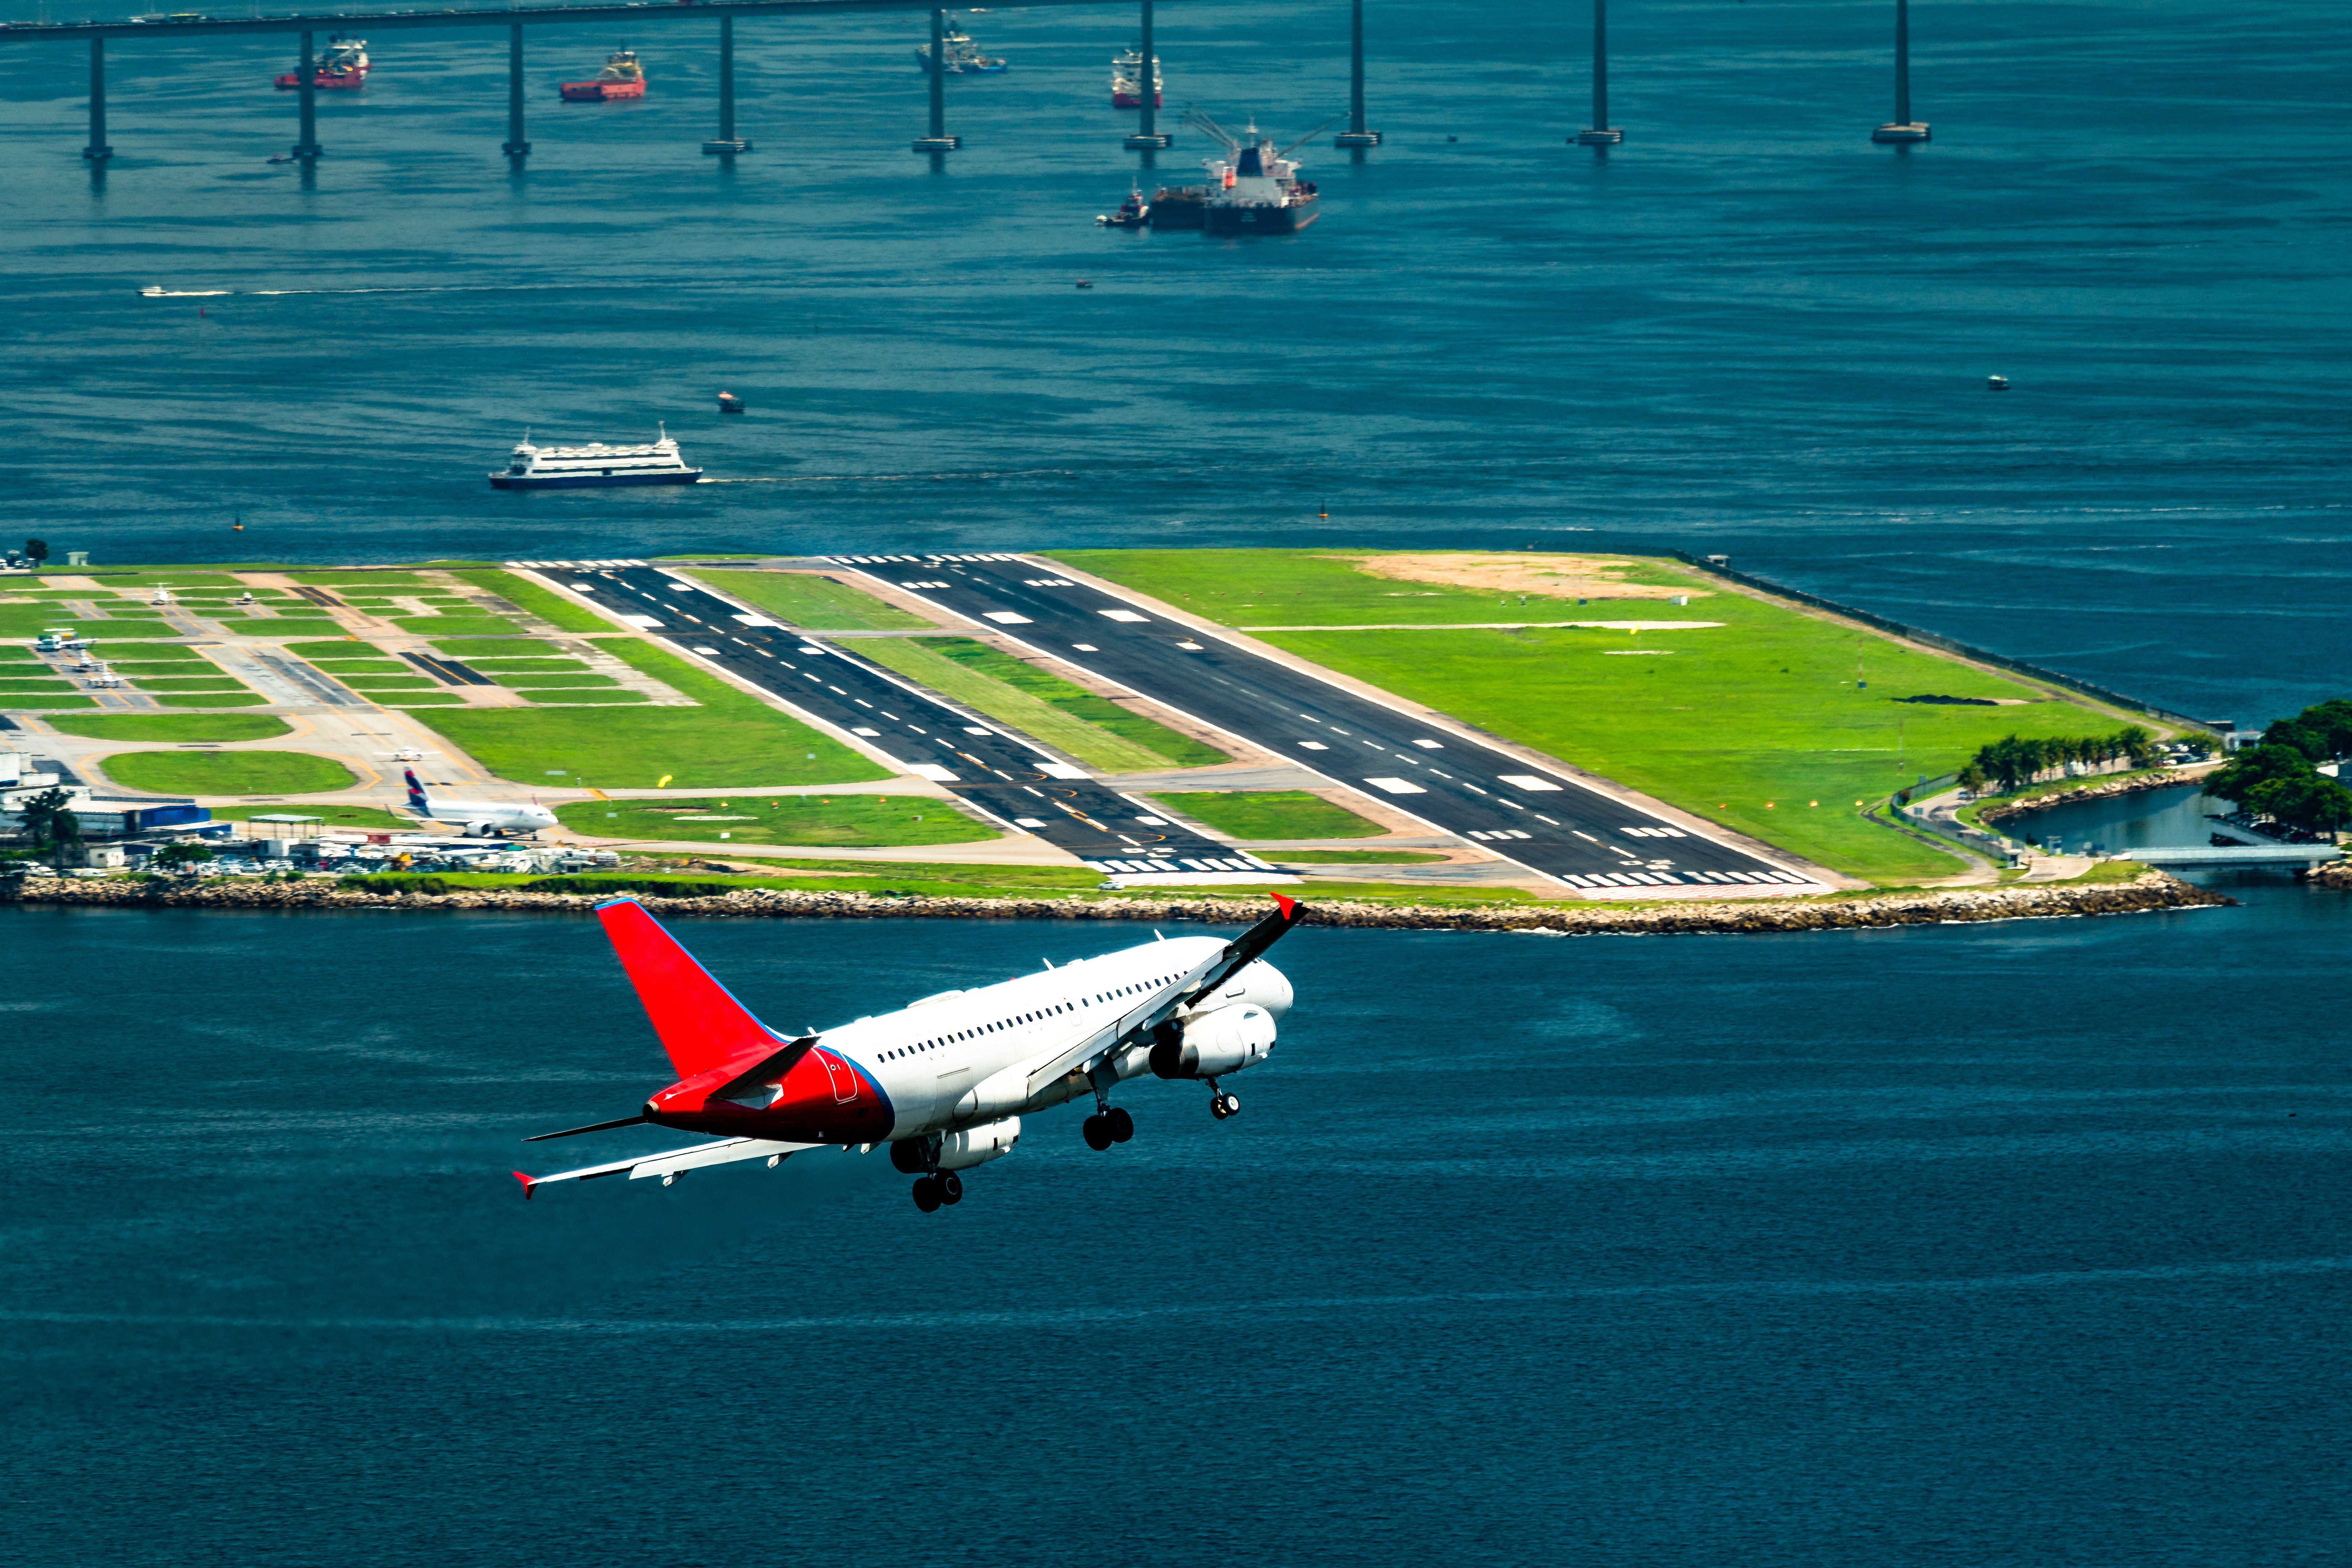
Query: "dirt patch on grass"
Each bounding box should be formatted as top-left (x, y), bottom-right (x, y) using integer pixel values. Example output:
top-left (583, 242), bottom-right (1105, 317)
top-left (1339, 553), bottom-right (1705, 603)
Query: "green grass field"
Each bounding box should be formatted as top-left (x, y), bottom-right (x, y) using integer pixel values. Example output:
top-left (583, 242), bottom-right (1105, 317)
top-left (343, 676), bottom-right (442, 691)
top-left (131, 677), bottom-right (251, 691)
top-left (1070, 550), bottom-right (2141, 882)
top-left (523, 689), bottom-right (647, 705)
top-left (307, 661), bottom-right (414, 677)
top-left (691, 570), bottom-right (935, 631)
top-left (910, 638), bottom-right (1222, 767)
top-left (89, 571), bottom-right (250, 590)
top-left (155, 693), bottom-right (271, 707)
top-left (0, 679), bottom-right (76, 693)
top-left (556, 793), bottom-right (997, 848)
top-left (284, 572), bottom-right (435, 587)
top-left (847, 636), bottom-right (1215, 774)
top-left (97, 749), bottom-right (358, 796)
top-left (1149, 790), bottom-right (1391, 840)
top-left (444, 570), bottom-right (613, 634)
top-left (501, 672), bottom-right (618, 688)
top-left (433, 638), bottom-right (562, 658)
top-left (391, 616), bottom-right (520, 639)
top-left (410, 638), bottom-right (890, 789)
top-left (45, 713), bottom-right (293, 742)
top-left (1054, 548), bottom-right (1704, 628)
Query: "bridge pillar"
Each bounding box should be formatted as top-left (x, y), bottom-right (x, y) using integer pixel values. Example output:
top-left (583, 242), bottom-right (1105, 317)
top-left (292, 31), bottom-right (323, 160)
top-left (84, 38), bottom-right (112, 161)
top-left (503, 25), bottom-right (530, 158)
top-left (1573, 0), bottom-right (1621, 144)
top-left (1871, 0), bottom-right (1931, 142)
top-left (702, 16), bottom-right (751, 153)
top-left (1123, 0), bottom-right (1169, 152)
top-left (1334, 0), bottom-right (1380, 148)
top-left (912, 8), bottom-right (960, 152)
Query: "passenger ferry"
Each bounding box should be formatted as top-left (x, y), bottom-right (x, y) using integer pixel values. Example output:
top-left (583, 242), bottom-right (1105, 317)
top-left (488, 427), bottom-right (703, 489)
top-left (1112, 46), bottom-right (1162, 108)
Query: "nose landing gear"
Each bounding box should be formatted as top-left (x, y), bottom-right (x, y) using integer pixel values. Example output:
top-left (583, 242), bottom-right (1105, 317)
top-left (1081, 1104), bottom-right (1134, 1150)
top-left (1207, 1078), bottom-right (1241, 1120)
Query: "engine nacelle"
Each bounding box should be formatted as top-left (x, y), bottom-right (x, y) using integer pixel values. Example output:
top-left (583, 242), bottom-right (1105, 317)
top-left (1200, 959), bottom-right (1293, 1020)
top-left (892, 1118), bottom-right (1021, 1173)
top-left (1150, 1003), bottom-right (1276, 1080)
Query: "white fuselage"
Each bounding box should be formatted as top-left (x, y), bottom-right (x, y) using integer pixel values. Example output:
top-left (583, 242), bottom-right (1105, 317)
top-left (813, 934), bottom-right (1292, 1137)
top-left (412, 797), bottom-right (559, 834)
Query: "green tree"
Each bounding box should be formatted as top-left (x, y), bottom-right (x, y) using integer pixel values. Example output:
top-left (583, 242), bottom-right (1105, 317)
top-left (1957, 761), bottom-right (1989, 793)
top-left (2206, 742), bottom-right (2316, 809)
top-left (148, 841), bottom-right (216, 877)
top-left (2244, 773), bottom-right (2352, 836)
top-left (17, 786), bottom-right (82, 871)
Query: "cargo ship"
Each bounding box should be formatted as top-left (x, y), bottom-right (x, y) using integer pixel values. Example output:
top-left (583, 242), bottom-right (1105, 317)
top-left (488, 427), bottom-right (702, 489)
top-left (916, 28), bottom-right (1006, 75)
top-left (561, 49), bottom-right (645, 102)
top-left (1163, 112), bottom-right (1322, 235)
top-left (275, 34), bottom-right (368, 91)
top-left (1111, 46), bottom-right (1161, 109)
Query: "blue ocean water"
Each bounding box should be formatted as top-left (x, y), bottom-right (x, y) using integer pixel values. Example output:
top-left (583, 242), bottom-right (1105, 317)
top-left (4, 0), bottom-right (2348, 723)
top-left (7, 10), bottom-right (2352, 1553)
top-left (4, 887), bottom-right (2349, 1565)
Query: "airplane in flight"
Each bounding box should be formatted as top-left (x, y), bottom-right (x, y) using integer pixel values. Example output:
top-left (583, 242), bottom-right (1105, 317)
top-left (516, 894), bottom-right (1305, 1211)
top-left (403, 767), bottom-right (558, 837)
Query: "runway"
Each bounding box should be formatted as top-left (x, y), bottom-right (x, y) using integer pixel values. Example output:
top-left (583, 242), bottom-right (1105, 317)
top-left (824, 553), bottom-right (1825, 892)
top-left (509, 560), bottom-right (1277, 882)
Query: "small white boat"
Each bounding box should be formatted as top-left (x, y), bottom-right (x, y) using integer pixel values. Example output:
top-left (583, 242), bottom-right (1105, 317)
top-left (489, 425), bottom-right (703, 489)
top-left (1987, 374), bottom-right (2010, 390)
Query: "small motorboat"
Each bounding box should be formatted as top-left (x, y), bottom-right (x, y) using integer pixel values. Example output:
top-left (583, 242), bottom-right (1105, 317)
top-left (1074, 278), bottom-right (1093, 290)
top-left (1987, 374), bottom-right (2010, 391)
top-left (717, 390), bottom-right (746, 414)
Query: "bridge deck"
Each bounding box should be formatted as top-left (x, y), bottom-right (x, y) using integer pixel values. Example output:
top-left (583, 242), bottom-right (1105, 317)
top-left (2124, 845), bottom-right (2340, 867)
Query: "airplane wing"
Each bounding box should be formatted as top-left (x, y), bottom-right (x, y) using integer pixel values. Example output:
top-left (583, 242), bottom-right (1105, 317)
top-left (1024, 895), bottom-right (1306, 1099)
top-left (513, 1136), bottom-right (820, 1199)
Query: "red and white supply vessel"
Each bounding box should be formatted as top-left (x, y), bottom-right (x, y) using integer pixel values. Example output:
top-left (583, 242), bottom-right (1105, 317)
top-left (562, 49), bottom-right (646, 102)
top-left (1111, 45), bottom-right (1161, 109)
top-left (275, 34), bottom-right (368, 91)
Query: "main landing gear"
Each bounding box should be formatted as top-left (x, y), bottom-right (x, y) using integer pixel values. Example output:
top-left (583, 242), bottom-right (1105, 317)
top-left (911, 1170), bottom-right (963, 1212)
top-left (1207, 1078), bottom-right (1241, 1120)
top-left (1081, 1104), bottom-right (1134, 1151)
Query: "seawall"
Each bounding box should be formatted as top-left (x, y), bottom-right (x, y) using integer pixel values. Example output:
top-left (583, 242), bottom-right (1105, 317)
top-left (3, 871), bottom-right (2230, 933)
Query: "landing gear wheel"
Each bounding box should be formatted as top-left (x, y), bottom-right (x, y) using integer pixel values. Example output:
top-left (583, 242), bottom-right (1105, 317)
top-left (1219, 1093), bottom-right (1241, 1117)
top-left (1082, 1114), bottom-right (1113, 1151)
top-left (1107, 1106), bottom-right (1134, 1143)
top-left (938, 1171), bottom-right (964, 1205)
top-left (912, 1176), bottom-right (942, 1212)
top-left (1210, 1096), bottom-right (1228, 1120)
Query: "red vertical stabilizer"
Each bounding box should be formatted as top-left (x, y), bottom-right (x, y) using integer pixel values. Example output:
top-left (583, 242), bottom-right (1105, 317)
top-left (596, 898), bottom-right (782, 1077)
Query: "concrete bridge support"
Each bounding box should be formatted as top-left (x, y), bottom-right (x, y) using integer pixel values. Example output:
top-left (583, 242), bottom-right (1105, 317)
top-left (292, 31), bottom-right (322, 160)
top-left (1871, 0), bottom-right (1931, 141)
top-left (1123, 0), bottom-right (1169, 152)
top-left (912, 8), bottom-right (960, 152)
top-left (83, 38), bottom-right (111, 161)
top-left (503, 25), bottom-right (530, 158)
top-left (1574, 0), bottom-right (1621, 144)
top-left (1334, 0), bottom-right (1380, 148)
top-left (702, 16), bottom-right (752, 153)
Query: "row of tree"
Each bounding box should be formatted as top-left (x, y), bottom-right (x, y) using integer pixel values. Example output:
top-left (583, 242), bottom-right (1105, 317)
top-left (2205, 699), bottom-right (2352, 836)
top-left (1957, 727), bottom-right (2159, 794)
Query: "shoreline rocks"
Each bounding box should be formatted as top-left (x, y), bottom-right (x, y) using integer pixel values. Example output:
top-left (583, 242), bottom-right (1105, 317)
top-left (1977, 768), bottom-right (2198, 826)
top-left (1, 870), bottom-right (2231, 934)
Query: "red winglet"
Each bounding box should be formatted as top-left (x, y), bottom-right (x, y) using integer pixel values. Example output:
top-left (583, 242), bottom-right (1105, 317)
top-left (513, 1170), bottom-right (537, 1201)
top-left (1272, 894), bottom-right (1298, 918)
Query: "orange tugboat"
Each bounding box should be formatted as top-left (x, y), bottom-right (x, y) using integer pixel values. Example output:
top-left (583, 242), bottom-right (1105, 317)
top-left (562, 49), bottom-right (645, 102)
top-left (274, 34), bottom-right (368, 91)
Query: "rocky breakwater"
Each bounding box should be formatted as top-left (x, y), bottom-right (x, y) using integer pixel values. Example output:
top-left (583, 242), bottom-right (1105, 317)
top-left (4, 871), bottom-right (2231, 933)
top-left (1976, 767), bottom-right (2203, 827)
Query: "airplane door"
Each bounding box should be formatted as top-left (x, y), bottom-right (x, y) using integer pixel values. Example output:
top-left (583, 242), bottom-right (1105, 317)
top-left (819, 1050), bottom-right (859, 1104)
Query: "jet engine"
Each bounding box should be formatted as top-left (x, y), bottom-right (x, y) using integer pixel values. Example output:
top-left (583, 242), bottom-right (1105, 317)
top-left (891, 1117), bottom-right (1021, 1173)
top-left (1150, 1003), bottom-right (1276, 1080)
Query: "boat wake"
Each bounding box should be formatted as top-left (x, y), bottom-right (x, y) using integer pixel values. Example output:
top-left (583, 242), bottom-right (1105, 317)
top-left (139, 284), bottom-right (564, 299)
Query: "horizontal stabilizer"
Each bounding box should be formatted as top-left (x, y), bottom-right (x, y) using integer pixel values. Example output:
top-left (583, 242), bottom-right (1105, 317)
top-left (597, 897), bottom-right (786, 1078)
top-left (523, 1114), bottom-right (649, 1144)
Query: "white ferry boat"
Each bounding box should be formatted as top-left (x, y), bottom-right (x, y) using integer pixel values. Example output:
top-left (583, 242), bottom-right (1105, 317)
top-left (488, 426), bottom-right (703, 489)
